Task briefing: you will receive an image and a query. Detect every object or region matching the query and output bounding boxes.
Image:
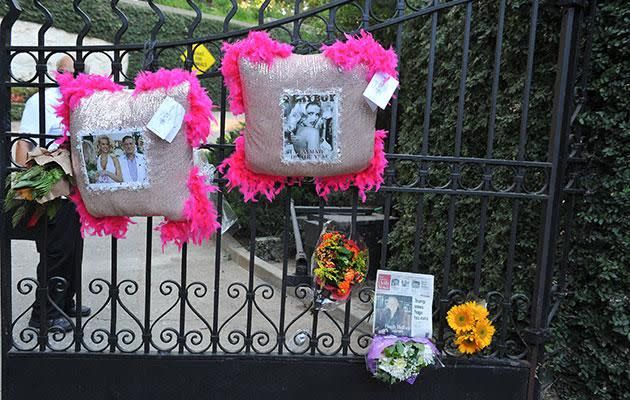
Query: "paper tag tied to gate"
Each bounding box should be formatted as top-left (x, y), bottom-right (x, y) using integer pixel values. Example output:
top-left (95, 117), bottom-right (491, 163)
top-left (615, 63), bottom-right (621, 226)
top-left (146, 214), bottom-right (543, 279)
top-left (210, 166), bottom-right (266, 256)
top-left (363, 72), bottom-right (399, 111)
top-left (146, 96), bottom-right (186, 143)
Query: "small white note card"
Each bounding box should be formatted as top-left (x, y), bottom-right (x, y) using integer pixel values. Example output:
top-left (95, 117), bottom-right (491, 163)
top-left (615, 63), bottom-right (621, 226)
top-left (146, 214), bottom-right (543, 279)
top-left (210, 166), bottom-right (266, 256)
top-left (363, 71), bottom-right (399, 111)
top-left (146, 96), bottom-right (186, 143)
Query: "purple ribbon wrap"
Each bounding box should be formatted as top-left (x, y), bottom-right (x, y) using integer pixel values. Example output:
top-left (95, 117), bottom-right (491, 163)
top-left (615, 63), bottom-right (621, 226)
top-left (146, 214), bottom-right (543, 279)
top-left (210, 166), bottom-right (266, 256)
top-left (366, 335), bottom-right (439, 384)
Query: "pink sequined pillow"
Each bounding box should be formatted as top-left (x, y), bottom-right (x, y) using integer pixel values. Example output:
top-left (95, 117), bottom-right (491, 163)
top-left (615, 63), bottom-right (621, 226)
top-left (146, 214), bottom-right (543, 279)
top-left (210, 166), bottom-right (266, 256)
top-left (219, 31), bottom-right (398, 202)
top-left (56, 69), bottom-right (220, 249)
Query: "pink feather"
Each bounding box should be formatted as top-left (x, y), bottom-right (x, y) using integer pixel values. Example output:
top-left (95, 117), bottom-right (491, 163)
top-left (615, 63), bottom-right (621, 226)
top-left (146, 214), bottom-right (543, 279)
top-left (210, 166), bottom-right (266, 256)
top-left (69, 190), bottom-right (134, 239)
top-left (157, 166), bottom-right (220, 250)
top-left (315, 130), bottom-right (389, 202)
top-left (218, 135), bottom-right (297, 202)
top-left (221, 31), bottom-right (293, 115)
top-left (321, 30), bottom-right (398, 81)
top-left (134, 68), bottom-right (216, 147)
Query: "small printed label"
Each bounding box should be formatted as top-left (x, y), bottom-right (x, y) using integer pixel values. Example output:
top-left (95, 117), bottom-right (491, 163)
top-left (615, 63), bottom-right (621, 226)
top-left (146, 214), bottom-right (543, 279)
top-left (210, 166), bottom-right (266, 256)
top-left (363, 72), bottom-right (399, 110)
top-left (146, 96), bottom-right (186, 143)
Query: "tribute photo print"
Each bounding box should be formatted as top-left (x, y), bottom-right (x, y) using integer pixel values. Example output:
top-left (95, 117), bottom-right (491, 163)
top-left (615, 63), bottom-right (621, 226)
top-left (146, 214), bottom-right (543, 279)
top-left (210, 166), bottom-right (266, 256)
top-left (78, 128), bottom-right (149, 190)
top-left (373, 293), bottom-right (413, 337)
top-left (281, 89), bottom-right (340, 163)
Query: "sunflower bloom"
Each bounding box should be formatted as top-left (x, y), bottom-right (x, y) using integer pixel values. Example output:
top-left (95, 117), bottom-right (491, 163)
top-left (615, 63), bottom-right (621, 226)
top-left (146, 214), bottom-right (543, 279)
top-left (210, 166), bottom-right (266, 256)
top-left (455, 334), bottom-right (479, 354)
top-left (473, 318), bottom-right (495, 349)
top-left (446, 304), bottom-right (475, 333)
top-left (466, 301), bottom-right (489, 321)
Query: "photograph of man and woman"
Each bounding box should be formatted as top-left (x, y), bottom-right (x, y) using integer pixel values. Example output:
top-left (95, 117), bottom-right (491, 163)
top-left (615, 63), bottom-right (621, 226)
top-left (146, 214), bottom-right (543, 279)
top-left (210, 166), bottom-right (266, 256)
top-left (80, 130), bottom-right (148, 189)
top-left (281, 90), bottom-right (339, 162)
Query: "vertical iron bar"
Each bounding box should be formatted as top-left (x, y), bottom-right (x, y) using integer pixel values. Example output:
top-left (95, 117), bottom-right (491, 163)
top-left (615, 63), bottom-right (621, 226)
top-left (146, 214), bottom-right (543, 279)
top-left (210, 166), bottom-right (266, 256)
top-left (178, 243), bottom-right (188, 353)
top-left (378, 0), bottom-right (405, 270)
top-left (72, 0), bottom-right (90, 74)
top-left (258, 0), bottom-right (272, 26)
top-left (527, 3), bottom-right (581, 399)
top-left (184, 0), bottom-right (201, 73)
top-left (111, 0), bottom-right (128, 83)
top-left (341, 189), bottom-right (359, 355)
top-left (211, 86), bottom-right (229, 355)
top-left (109, 237), bottom-right (118, 352)
top-left (437, 0), bottom-right (472, 347)
top-left (311, 196), bottom-right (325, 355)
top-left (212, 4), bottom-right (233, 354)
top-left (473, 0), bottom-right (507, 295)
top-left (500, 0), bottom-right (540, 357)
top-left (553, 0), bottom-right (596, 317)
top-left (318, 197), bottom-right (324, 233)
top-left (0, 2), bottom-right (21, 384)
top-left (440, 1), bottom-right (472, 346)
top-left (143, 217), bottom-right (153, 353)
top-left (211, 190), bottom-right (223, 354)
top-left (361, 0), bottom-right (371, 29)
top-left (277, 188), bottom-right (291, 354)
top-left (437, 197), bottom-right (456, 349)
top-left (34, 1), bottom-right (53, 350)
top-left (245, 203), bottom-right (256, 353)
top-left (412, 1), bottom-right (440, 272)
top-left (309, 305), bottom-right (319, 355)
top-left (72, 0), bottom-right (89, 352)
top-left (292, 0), bottom-right (304, 42)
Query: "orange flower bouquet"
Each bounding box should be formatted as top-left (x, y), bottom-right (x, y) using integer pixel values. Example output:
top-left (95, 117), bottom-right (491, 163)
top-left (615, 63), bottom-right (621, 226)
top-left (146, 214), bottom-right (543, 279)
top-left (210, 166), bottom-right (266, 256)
top-left (446, 300), bottom-right (495, 355)
top-left (312, 230), bottom-right (368, 305)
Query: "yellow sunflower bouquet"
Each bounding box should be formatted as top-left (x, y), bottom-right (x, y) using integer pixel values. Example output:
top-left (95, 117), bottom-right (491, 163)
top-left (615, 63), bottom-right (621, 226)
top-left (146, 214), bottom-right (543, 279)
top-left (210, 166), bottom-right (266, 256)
top-left (446, 301), bottom-right (495, 355)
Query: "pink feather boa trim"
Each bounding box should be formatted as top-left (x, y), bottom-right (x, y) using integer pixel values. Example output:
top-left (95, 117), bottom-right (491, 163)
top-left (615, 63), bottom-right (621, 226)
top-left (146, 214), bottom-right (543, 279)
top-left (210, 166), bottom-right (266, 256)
top-left (56, 69), bottom-right (219, 244)
top-left (134, 68), bottom-right (216, 147)
top-left (219, 131), bottom-right (387, 203)
top-left (218, 135), bottom-right (300, 202)
top-left (55, 73), bottom-right (123, 145)
top-left (69, 190), bottom-right (134, 239)
top-left (315, 130), bottom-right (388, 202)
top-left (321, 30), bottom-right (398, 81)
top-left (156, 166), bottom-right (220, 250)
top-left (221, 31), bottom-right (293, 115)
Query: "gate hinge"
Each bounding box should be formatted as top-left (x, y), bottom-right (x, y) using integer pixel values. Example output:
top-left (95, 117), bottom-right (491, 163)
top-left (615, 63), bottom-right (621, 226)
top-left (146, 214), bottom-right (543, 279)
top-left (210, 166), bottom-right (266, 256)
top-left (522, 328), bottom-right (551, 345)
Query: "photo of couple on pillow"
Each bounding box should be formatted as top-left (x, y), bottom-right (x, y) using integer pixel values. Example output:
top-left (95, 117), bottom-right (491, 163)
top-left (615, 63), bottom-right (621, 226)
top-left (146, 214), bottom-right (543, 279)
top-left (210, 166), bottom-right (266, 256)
top-left (84, 134), bottom-right (147, 185)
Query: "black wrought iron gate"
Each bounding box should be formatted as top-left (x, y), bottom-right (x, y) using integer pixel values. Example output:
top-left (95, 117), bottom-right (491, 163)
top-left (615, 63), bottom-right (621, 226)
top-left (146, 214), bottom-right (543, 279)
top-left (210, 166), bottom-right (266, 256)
top-left (0, 1), bottom-right (593, 399)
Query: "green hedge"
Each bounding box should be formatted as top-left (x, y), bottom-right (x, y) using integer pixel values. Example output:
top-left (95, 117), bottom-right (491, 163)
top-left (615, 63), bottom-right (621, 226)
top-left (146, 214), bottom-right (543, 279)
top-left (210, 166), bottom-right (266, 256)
top-left (545, 2), bottom-right (630, 399)
top-left (391, 1), bottom-right (629, 399)
top-left (390, 0), bottom-right (560, 303)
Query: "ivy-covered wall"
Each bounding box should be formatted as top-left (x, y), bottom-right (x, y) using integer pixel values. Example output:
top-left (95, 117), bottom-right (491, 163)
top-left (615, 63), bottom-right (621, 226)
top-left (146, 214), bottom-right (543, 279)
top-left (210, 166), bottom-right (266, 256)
top-left (545, 2), bottom-right (629, 399)
top-left (391, 1), bottom-right (629, 399)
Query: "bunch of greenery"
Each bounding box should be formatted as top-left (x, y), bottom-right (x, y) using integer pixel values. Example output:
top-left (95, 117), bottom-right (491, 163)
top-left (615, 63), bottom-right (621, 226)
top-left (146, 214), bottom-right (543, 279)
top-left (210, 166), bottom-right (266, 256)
top-left (4, 164), bottom-right (65, 227)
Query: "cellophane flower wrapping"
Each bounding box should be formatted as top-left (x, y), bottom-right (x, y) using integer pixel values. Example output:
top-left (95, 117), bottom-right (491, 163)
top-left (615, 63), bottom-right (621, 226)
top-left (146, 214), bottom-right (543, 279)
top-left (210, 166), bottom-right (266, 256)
top-left (310, 224), bottom-right (368, 310)
top-left (366, 335), bottom-right (440, 385)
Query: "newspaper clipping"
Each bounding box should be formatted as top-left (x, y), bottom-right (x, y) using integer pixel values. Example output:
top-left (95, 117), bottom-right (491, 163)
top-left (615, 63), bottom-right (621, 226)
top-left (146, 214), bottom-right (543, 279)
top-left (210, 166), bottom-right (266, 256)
top-left (373, 270), bottom-right (434, 338)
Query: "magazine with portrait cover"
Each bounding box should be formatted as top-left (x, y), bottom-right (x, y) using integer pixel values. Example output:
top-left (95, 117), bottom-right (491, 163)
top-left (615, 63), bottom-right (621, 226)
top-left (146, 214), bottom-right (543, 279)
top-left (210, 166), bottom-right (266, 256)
top-left (281, 89), bottom-right (340, 164)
